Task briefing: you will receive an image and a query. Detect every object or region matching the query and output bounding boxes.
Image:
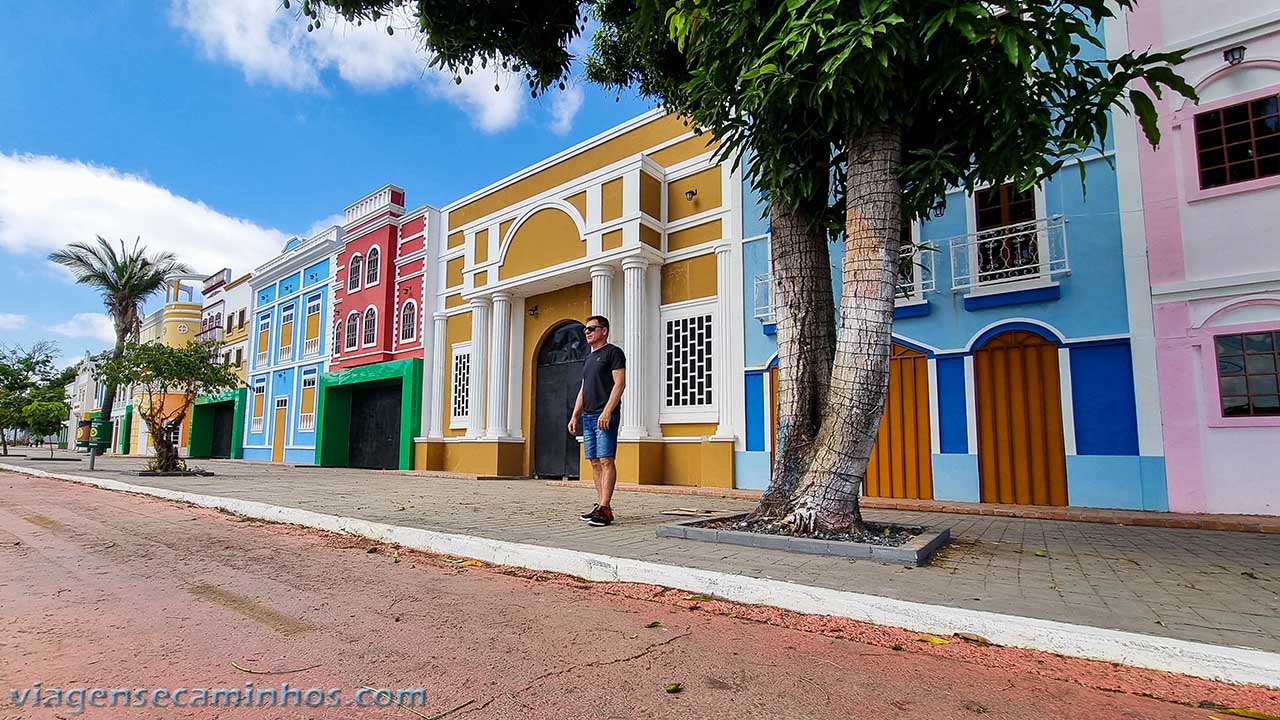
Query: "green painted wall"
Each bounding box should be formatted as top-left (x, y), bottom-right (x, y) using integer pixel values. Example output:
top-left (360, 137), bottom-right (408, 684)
top-left (187, 388), bottom-right (247, 459)
top-left (315, 358), bottom-right (422, 470)
top-left (118, 406), bottom-right (132, 455)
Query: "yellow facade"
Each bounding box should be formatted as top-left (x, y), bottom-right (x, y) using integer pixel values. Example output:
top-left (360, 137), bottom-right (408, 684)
top-left (415, 112), bottom-right (734, 487)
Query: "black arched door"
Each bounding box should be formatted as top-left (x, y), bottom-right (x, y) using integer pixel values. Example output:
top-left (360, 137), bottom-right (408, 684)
top-left (534, 321), bottom-right (589, 478)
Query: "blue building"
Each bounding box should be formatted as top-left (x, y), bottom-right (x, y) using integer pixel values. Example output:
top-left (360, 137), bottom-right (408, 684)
top-left (243, 227), bottom-right (344, 464)
top-left (737, 144), bottom-right (1167, 511)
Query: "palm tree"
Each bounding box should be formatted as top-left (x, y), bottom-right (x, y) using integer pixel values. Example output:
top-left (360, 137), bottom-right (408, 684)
top-left (49, 237), bottom-right (191, 445)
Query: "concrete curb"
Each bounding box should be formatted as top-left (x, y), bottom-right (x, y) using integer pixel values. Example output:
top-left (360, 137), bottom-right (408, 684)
top-left (6, 462), bottom-right (1279, 689)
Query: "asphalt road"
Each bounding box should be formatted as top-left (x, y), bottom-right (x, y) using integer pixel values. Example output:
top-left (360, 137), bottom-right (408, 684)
top-left (1, 471), bottom-right (1273, 719)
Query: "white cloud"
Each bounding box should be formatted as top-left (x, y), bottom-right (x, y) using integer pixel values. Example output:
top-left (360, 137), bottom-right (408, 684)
top-left (0, 152), bottom-right (289, 277)
top-left (304, 212), bottom-right (347, 238)
top-left (0, 313), bottom-right (28, 331)
top-left (549, 84), bottom-right (585, 135)
top-left (51, 313), bottom-right (117, 344)
top-left (169, 0), bottom-right (534, 133)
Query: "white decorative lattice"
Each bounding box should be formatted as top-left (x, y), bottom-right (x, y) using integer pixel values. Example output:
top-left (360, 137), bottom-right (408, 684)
top-left (664, 313), bottom-right (713, 408)
top-left (451, 348), bottom-right (471, 422)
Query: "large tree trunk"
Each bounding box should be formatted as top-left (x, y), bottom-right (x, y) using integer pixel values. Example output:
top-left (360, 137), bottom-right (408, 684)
top-left (752, 199), bottom-right (836, 521)
top-left (778, 127), bottom-right (903, 534)
top-left (146, 417), bottom-right (181, 473)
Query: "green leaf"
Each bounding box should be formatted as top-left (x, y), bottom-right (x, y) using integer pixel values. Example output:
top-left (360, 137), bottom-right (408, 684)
top-left (1128, 89), bottom-right (1161, 147)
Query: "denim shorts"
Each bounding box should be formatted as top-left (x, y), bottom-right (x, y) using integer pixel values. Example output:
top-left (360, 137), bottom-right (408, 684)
top-left (581, 411), bottom-right (619, 460)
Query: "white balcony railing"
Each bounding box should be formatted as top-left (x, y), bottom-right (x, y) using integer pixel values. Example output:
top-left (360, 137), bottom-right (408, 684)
top-left (898, 246), bottom-right (936, 300)
top-left (278, 344), bottom-right (293, 361)
top-left (753, 272), bottom-right (776, 324)
top-left (303, 336), bottom-right (320, 357)
top-left (256, 351), bottom-right (268, 366)
top-left (948, 215), bottom-right (1068, 292)
top-left (298, 412), bottom-right (315, 432)
top-left (251, 417), bottom-right (264, 433)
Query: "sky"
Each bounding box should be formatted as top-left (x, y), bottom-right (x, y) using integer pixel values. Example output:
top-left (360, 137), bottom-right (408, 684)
top-left (0, 0), bottom-right (653, 367)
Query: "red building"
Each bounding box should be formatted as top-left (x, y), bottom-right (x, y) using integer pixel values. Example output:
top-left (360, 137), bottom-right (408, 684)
top-left (331, 184), bottom-right (431, 369)
top-left (316, 185), bottom-right (438, 471)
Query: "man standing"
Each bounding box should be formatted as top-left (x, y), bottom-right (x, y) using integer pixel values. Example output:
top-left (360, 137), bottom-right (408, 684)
top-left (568, 315), bottom-right (626, 527)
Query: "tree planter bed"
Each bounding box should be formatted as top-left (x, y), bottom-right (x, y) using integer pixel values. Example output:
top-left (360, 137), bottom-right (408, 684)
top-left (657, 512), bottom-right (950, 566)
top-left (125, 471), bottom-right (215, 477)
top-left (23, 457), bottom-right (81, 462)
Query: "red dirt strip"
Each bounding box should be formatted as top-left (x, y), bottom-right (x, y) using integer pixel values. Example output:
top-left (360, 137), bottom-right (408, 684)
top-left (1, 470), bottom-right (1276, 719)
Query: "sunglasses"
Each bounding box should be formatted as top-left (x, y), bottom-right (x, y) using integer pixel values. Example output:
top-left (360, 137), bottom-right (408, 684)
top-left (584, 325), bottom-right (603, 333)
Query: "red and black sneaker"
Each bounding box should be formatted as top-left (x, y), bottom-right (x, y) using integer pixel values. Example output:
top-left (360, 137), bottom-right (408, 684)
top-left (579, 503), bottom-right (599, 521)
top-left (587, 505), bottom-right (614, 527)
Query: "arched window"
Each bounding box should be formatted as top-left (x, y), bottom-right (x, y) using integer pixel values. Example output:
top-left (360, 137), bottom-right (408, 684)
top-left (366, 246), bottom-right (381, 285)
top-left (400, 301), bottom-right (417, 341)
top-left (344, 312), bottom-right (359, 350)
top-left (362, 307), bottom-right (377, 346)
top-left (347, 254), bottom-right (363, 291)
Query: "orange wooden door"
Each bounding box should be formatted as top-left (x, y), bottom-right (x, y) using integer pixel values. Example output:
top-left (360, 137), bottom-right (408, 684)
top-left (271, 398), bottom-right (288, 463)
top-left (769, 343), bottom-right (933, 500)
top-left (974, 330), bottom-right (1068, 506)
top-left (864, 344), bottom-right (934, 500)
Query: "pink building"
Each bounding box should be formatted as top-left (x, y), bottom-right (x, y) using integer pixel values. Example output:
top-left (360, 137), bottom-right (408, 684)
top-left (1127, 2), bottom-right (1280, 514)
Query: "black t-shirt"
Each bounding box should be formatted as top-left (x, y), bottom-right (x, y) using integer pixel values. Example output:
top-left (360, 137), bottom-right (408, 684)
top-left (581, 343), bottom-right (626, 414)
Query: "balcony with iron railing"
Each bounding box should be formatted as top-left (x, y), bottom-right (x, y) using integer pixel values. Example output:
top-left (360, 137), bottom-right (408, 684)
top-left (751, 215), bottom-right (1069, 327)
top-left (251, 417), bottom-right (264, 433)
top-left (948, 215), bottom-right (1069, 292)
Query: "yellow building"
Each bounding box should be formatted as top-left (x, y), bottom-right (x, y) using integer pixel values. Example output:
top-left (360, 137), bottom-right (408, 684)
top-left (413, 111), bottom-right (743, 487)
top-left (127, 274), bottom-right (206, 456)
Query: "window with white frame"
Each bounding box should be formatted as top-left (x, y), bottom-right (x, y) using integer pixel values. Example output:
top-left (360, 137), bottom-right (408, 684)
top-left (347, 254), bottom-right (363, 291)
top-left (450, 343), bottom-right (471, 427)
top-left (344, 312), bottom-right (359, 350)
top-left (366, 246), bottom-right (381, 285)
top-left (362, 307), bottom-right (377, 346)
top-left (400, 300), bottom-right (417, 341)
top-left (251, 381), bottom-right (266, 433)
top-left (298, 371), bottom-right (318, 431)
top-left (661, 304), bottom-right (714, 414)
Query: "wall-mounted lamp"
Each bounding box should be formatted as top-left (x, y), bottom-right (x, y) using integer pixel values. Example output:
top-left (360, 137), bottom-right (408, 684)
top-left (685, 188), bottom-right (698, 201)
top-left (527, 304), bottom-right (539, 317)
top-left (931, 198), bottom-right (947, 218)
top-left (1224, 45), bottom-right (1246, 66)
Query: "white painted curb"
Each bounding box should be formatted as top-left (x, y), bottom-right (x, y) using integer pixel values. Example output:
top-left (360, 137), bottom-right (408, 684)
top-left (6, 462), bottom-right (1279, 688)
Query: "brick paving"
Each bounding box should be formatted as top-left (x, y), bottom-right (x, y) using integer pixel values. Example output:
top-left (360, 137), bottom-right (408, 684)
top-left (5, 453), bottom-right (1280, 653)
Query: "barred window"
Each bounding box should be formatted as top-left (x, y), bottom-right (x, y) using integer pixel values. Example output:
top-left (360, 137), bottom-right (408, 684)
top-left (362, 308), bottom-right (377, 345)
top-left (348, 254), bottom-right (363, 291)
top-left (344, 312), bottom-right (359, 350)
top-left (664, 313), bottom-right (713, 408)
top-left (451, 344), bottom-right (471, 423)
top-left (400, 301), bottom-right (417, 341)
top-left (366, 246), bottom-right (381, 285)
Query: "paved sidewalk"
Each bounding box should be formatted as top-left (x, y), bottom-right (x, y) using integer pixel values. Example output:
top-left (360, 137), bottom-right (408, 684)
top-left (5, 453), bottom-right (1280, 654)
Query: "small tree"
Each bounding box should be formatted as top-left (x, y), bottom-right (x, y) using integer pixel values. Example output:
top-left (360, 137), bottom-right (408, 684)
top-left (94, 341), bottom-right (239, 472)
top-left (22, 401), bottom-right (66, 458)
top-left (0, 342), bottom-right (61, 455)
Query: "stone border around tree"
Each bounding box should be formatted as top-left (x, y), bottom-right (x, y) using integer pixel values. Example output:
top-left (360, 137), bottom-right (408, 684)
top-left (125, 470), bottom-right (215, 477)
top-left (24, 457), bottom-right (81, 462)
top-left (657, 512), bottom-right (951, 566)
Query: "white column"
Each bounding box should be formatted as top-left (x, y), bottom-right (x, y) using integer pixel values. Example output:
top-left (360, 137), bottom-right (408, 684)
top-left (486, 292), bottom-right (512, 438)
top-left (620, 256), bottom-right (649, 439)
top-left (427, 312), bottom-right (448, 438)
top-left (713, 243), bottom-right (736, 439)
top-left (467, 297), bottom-right (491, 439)
top-left (590, 264), bottom-right (615, 321)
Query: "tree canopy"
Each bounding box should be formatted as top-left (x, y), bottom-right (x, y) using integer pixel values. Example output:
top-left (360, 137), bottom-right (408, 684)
top-left (94, 341), bottom-right (240, 471)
